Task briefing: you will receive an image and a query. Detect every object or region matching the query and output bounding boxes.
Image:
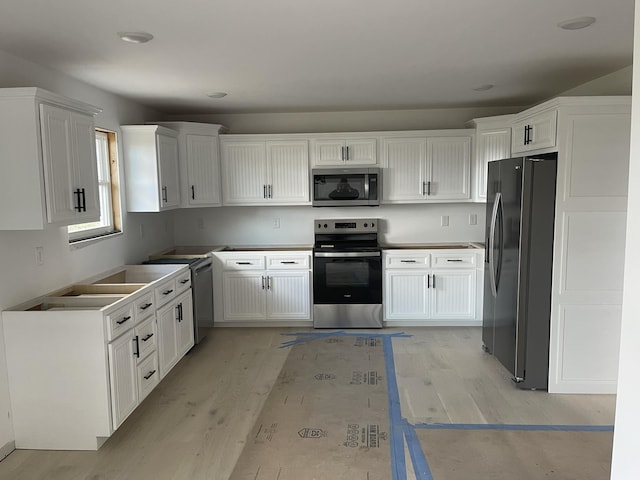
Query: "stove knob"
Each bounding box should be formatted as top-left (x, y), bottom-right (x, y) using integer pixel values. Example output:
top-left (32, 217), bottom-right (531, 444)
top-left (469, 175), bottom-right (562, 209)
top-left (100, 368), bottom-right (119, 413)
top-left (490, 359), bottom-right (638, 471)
top-left (324, 224), bottom-right (328, 228)
top-left (371, 222), bottom-right (375, 228)
top-left (364, 223), bottom-right (368, 228)
top-left (317, 223), bottom-right (321, 228)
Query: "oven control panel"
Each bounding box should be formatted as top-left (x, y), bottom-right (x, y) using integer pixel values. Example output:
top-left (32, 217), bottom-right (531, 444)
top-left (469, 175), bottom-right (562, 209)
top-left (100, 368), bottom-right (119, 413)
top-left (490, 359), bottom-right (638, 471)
top-left (314, 219), bottom-right (378, 234)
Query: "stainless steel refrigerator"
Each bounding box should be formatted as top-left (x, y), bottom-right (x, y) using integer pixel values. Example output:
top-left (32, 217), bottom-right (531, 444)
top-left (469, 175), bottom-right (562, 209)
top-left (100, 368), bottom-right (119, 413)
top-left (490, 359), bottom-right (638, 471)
top-left (482, 154), bottom-right (557, 390)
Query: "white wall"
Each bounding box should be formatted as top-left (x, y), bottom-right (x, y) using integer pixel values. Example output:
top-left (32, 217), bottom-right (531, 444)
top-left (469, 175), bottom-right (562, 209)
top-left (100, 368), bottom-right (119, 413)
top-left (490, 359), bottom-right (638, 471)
top-left (174, 203), bottom-right (486, 247)
top-left (167, 106), bottom-right (523, 134)
top-left (610, 10), bottom-right (640, 480)
top-left (0, 49), bottom-right (175, 455)
top-left (559, 65), bottom-right (632, 97)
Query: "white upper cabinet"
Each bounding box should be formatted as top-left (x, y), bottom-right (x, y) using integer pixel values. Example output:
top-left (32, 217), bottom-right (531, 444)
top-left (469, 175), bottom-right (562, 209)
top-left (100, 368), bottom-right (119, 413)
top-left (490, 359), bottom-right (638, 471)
top-left (121, 125), bottom-right (180, 212)
top-left (221, 136), bottom-right (310, 205)
top-left (0, 88), bottom-right (102, 230)
top-left (511, 108), bottom-right (557, 154)
top-left (381, 131), bottom-right (472, 203)
top-left (155, 122), bottom-right (226, 208)
top-left (466, 115), bottom-right (513, 202)
top-left (311, 136), bottom-right (377, 166)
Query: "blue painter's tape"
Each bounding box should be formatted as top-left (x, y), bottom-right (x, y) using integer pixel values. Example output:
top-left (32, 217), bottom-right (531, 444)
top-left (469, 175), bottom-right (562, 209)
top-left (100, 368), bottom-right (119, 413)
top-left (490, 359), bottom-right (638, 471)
top-left (279, 330), bottom-right (412, 348)
top-left (412, 423), bottom-right (614, 432)
top-left (402, 419), bottom-right (433, 480)
top-left (383, 335), bottom-right (407, 480)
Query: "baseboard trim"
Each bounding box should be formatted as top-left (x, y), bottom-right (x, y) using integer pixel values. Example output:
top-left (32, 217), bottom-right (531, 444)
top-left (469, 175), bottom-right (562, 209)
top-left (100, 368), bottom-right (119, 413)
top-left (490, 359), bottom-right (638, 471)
top-left (0, 440), bottom-right (15, 462)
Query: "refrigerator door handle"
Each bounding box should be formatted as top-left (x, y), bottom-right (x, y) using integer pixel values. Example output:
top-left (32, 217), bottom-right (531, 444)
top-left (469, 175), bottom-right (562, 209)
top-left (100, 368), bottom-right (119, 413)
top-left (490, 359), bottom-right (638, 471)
top-left (488, 192), bottom-right (501, 298)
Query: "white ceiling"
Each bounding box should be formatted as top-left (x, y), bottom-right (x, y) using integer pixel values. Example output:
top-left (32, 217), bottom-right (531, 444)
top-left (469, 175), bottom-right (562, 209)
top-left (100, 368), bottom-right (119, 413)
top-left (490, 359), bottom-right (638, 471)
top-left (0, 0), bottom-right (634, 114)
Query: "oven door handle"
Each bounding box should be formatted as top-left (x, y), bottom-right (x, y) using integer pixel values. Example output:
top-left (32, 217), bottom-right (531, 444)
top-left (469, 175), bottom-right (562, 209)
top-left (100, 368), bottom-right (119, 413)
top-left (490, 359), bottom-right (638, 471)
top-left (314, 251), bottom-right (381, 258)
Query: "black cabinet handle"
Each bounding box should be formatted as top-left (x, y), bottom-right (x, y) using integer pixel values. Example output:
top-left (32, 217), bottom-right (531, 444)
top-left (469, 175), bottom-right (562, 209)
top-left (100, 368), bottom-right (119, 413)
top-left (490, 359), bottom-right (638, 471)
top-left (428, 274), bottom-right (431, 289)
top-left (263, 185), bottom-right (267, 198)
top-left (341, 146), bottom-right (346, 161)
top-left (133, 336), bottom-right (140, 358)
top-left (140, 302), bottom-right (153, 310)
top-left (346, 145), bottom-right (350, 160)
top-left (427, 181), bottom-right (431, 196)
top-left (116, 315), bottom-right (131, 325)
top-left (400, 260), bottom-right (417, 263)
top-left (280, 261), bottom-right (297, 264)
top-left (268, 184), bottom-right (272, 198)
top-left (162, 186), bottom-right (168, 203)
top-left (176, 303), bottom-right (183, 322)
top-left (447, 259), bottom-right (463, 262)
top-left (432, 274), bottom-right (436, 289)
top-left (261, 276), bottom-right (265, 290)
top-left (180, 279), bottom-right (189, 284)
top-left (163, 289), bottom-right (174, 295)
top-left (191, 185), bottom-right (195, 200)
top-left (80, 188), bottom-right (86, 212)
top-left (236, 261), bottom-right (251, 265)
top-left (142, 333), bottom-right (154, 342)
top-left (74, 188), bottom-right (82, 212)
top-left (143, 370), bottom-right (156, 380)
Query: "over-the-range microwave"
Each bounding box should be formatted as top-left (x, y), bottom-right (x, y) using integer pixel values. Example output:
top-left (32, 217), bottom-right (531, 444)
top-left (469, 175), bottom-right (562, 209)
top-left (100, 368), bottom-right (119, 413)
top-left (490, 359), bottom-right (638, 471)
top-left (312, 168), bottom-right (380, 207)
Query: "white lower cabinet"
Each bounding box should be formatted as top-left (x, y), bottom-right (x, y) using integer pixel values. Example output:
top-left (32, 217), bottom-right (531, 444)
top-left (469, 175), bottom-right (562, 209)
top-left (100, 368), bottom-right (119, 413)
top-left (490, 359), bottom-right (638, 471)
top-left (157, 290), bottom-right (194, 378)
top-left (214, 251), bottom-right (312, 325)
top-left (1, 264), bottom-right (193, 450)
top-left (384, 250), bottom-right (481, 326)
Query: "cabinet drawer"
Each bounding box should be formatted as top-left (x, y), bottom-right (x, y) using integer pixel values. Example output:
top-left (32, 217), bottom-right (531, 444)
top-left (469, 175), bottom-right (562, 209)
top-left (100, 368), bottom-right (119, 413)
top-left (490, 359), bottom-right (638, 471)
top-left (512, 109), bottom-right (557, 154)
top-left (385, 253), bottom-right (430, 268)
top-left (266, 254), bottom-right (310, 269)
top-left (137, 353), bottom-right (159, 402)
top-left (134, 293), bottom-right (155, 321)
top-left (431, 253), bottom-right (477, 268)
top-left (222, 256), bottom-right (265, 270)
top-left (106, 304), bottom-right (135, 340)
top-left (135, 316), bottom-right (157, 361)
top-left (175, 270), bottom-right (192, 293)
top-left (154, 279), bottom-right (176, 307)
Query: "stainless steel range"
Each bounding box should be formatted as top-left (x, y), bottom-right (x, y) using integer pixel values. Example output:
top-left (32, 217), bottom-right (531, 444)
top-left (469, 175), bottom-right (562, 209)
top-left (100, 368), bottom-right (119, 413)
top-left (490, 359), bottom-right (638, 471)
top-left (313, 218), bottom-right (383, 328)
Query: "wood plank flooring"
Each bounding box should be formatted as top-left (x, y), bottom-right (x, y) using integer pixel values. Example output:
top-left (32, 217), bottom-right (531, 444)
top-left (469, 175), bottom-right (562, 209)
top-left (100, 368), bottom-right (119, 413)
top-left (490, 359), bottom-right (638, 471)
top-left (0, 327), bottom-right (615, 480)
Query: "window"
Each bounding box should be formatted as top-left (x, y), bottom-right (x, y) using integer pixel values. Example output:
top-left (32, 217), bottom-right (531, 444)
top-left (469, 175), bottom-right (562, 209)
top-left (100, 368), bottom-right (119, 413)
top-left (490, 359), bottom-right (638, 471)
top-left (68, 129), bottom-right (122, 242)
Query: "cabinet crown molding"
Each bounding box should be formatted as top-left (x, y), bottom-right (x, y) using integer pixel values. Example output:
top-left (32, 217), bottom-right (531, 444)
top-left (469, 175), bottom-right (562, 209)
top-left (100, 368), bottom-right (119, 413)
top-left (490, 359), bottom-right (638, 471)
top-left (0, 87), bottom-right (102, 116)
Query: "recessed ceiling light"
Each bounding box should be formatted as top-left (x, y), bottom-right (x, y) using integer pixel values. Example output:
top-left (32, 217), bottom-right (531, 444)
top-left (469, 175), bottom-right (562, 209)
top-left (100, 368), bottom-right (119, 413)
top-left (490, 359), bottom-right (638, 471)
top-left (473, 84), bottom-right (494, 92)
top-left (557, 16), bottom-right (596, 30)
top-left (207, 92), bottom-right (228, 99)
top-left (117, 31), bottom-right (154, 44)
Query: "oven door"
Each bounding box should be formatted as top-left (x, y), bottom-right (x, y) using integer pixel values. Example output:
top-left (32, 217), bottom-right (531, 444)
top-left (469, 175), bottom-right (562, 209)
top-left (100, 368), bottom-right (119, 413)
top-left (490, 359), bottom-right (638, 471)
top-left (313, 251), bottom-right (382, 304)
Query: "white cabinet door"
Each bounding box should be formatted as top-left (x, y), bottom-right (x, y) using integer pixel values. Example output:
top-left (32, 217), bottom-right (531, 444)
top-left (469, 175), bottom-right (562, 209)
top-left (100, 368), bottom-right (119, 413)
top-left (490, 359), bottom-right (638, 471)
top-left (40, 104), bottom-right (100, 224)
top-left (267, 140), bottom-right (310, 204)
top-left (71, 112), bottom-right (100, 220)
top-left (385, 271), bottom-right (430, 320)
top-left (221, 141), bottom-right (268, 204)
top-left (267, 271), bottom-right (311, 320)
top-left (157, 133), bottom-right (180, 209)
top-left (176, 290), bottom-right (194, 357)
top-left (512, 109), bottom-right (557, 154)
top-left (186, 134), bottom-right (221, 206)
top-left (430, 270), bottom-right (476, 320)
top-left (426, 136), bottom-right (471, 200)
top-left (108, 332), bottom-right (138, 429)
top-left (475, 127), bottom-right (511, 201)
top-left (382, 137), bottom-right (427, 202)
top-left (312, 137), bottom-right (377, 165)
top-left (157, 301), bottom-right (179, 378)
top-left (222, 272), bottom-right (267, 320)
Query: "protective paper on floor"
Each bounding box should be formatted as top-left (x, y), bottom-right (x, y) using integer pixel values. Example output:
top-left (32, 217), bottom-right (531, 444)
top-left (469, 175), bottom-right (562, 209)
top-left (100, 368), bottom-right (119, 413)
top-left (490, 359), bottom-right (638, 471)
top-left (416, 429), bottom-right (613, 480)
top-left (229, 335), bottom-right (392, 480)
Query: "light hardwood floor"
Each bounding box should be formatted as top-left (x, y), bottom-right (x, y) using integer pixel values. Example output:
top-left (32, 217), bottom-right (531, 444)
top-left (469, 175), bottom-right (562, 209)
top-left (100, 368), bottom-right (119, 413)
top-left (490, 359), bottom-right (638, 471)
top-left (0, 327), bottom-right (615, 480)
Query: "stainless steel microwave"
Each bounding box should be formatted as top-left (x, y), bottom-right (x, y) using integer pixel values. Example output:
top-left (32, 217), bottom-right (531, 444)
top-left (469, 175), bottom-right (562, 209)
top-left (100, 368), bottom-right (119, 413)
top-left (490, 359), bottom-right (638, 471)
top-left (312, 168), bottom-right (380, 207)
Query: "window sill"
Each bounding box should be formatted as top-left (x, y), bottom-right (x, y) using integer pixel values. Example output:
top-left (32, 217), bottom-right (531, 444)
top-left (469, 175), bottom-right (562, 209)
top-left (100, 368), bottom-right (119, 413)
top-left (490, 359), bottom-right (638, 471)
top-left (69, 230), bottom-right (123, 250)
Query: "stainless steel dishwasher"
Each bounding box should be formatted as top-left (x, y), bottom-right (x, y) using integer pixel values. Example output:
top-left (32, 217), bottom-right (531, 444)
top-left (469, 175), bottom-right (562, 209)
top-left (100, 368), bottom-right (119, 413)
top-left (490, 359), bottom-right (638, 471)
top-left (142, 256), bottom-right (213, 345)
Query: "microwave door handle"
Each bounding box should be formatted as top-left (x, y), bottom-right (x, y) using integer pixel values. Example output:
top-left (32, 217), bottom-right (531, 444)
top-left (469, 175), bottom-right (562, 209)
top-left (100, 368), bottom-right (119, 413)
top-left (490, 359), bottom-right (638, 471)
top-left (364, 174), bottom-right (370, 199)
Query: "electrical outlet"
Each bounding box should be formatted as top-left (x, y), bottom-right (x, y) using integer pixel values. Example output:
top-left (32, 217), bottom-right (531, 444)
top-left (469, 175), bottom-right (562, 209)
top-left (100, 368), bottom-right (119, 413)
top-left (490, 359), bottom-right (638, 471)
top-left (35, 246), bottom-right (44, 266)
top-left (469, 214), bottom-right (478, 225)
top-left (441, 215), bottom-right (449, 227)
top-left (273, 218), bottom-right (280, 229)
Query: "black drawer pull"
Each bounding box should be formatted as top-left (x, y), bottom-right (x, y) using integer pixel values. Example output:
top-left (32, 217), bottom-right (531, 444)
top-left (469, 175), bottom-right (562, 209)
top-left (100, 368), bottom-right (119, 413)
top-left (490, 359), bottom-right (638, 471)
top-left (142, 333), bottom-right (154, 342)
top-left (180, 279), bottom-right (189, 284)
top-left (163, 289), bottom-right (174, 295)
top-left (280, 261), bottom-right (297, 264)
top-left (116, 316), bottom-right (131, 325)
top-left (140, 302), bottom-right (153, 310)
top-left (400, 260), bottom-right (417, 263)
top-left (236, 261), bottom-right (252, 265)
top-left (143, 370), bottom-right (156, 380)
top-left (447, 259), bottom-right (464, 262)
